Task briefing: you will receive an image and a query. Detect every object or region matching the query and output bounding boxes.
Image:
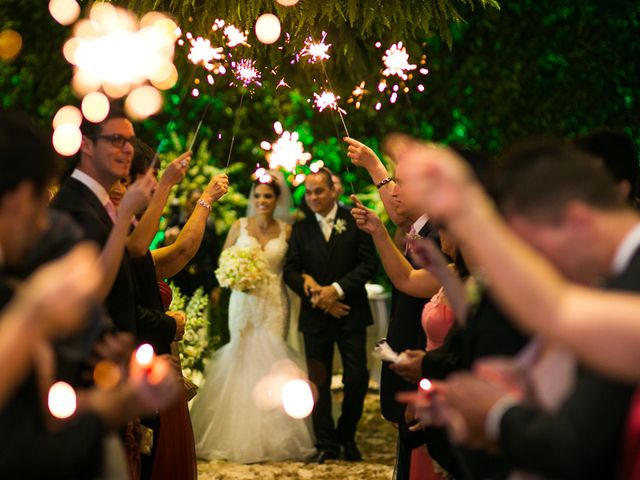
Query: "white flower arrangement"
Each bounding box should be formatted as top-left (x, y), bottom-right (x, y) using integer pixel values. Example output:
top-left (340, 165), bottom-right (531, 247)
top-left (169, 285), bottom-right (215, 386)
top-left (215, 244), bottom-right (270, 292)
top-left (333, 218), bottom-right (347, 235)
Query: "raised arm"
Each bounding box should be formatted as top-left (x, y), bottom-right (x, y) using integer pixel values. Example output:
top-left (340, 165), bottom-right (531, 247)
top-left (351, 199), bottom-right (440, 298)
top-left (397, 137), bottom-right (640, 382)
top-left (344, 137), bottom-right (411, 228)
top-left (152, 174), bottom-right (228, 280)
top-left (126, 152), bottom-right (191, 258)
top-left (96, 173), bottom-right (154, 300)
top-left (411, 238), bottom-right (471, 324)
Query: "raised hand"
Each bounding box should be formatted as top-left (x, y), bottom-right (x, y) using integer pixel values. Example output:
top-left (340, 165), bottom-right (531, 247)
top-left (119, 170), bottom-right (156, 217)
top-left (10, 242), bottom-right (102, 340)
top-left (350, 195), bottom-right (383, 235)
top-left (344, 137), bottom-right (382, 172)
top-left (410, 237), bottom-right (451, 273)
top-left (203, 174), bottom-right (229, 203)
top-left (325, 301), bottom-right (351, 319)
top-left (159, 151), bottom-right (191, 188)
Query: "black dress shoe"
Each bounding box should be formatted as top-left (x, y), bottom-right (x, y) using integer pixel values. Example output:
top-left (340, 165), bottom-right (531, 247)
top-left (342, 440), bottom-right (362, 462)
top-left (311, 449), bottom-right (340, 464)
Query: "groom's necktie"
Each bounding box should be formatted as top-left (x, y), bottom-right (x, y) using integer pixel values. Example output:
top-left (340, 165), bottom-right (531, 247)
top-left (404, 224), bottom-right (416, 255)
top-left (104, 200), bottom-right (117, 224)
top-left (319, 216), bottom-right (334, 241)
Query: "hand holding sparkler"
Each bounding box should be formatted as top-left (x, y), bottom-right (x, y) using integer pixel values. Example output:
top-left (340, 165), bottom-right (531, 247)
top-left (159, 151), bottom-right (192, 189)
top-left (202, 174), bottom-right (230, 204)
top-left (344, 137), bottom-right (384, 172)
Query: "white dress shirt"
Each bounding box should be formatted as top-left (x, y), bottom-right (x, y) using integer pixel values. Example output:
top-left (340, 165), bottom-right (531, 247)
top-left (314, 203), bottom-right (345, 298)
top-left (71, 169), bottom-right (111, 207)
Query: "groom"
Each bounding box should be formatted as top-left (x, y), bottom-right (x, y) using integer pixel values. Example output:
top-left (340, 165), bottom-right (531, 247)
top-left (284, 168), bottom-right (377, 463)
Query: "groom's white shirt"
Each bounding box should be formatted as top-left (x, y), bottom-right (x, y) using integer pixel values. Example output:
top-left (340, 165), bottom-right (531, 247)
top-left (314, 202), bottom-right (345, 299)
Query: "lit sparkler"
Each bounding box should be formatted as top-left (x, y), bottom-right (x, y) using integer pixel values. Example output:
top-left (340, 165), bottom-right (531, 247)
top-left (232, 59), bottom-right (262, 87)
top-left (300, 31), bottom-right (331, 63)
top-left (261, 121), bottom-right (312, 172)
top-left (187, 36), bottom-right (223, 70)
top-left (224, 25), bottom-right (250, 48)
top-left (382, 41), bottom-right (416, 80)
top-left (312, 90), bottom-right (346, 114)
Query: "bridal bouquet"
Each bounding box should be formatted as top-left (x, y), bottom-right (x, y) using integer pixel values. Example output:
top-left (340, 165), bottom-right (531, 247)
top-left (216, 245), bottom-right (270, 292)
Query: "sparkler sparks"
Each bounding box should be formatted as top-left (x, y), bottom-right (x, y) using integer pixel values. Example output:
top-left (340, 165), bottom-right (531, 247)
top-left (261, 122), bottom-right (312, 172)
top-left (300, 31), bottom-right (331, 63)
top-left (382, 41), bottom-right (416, 80)
top-left (312, 90), bottom-right (346, 114)
top-left (187, 36), bottom-right (223, 70)
top-left (224, 25), bottom-right (249, 48)
top-left (232, 59), bottom-right (262, 87)
top-left (347, 81), bottom-right (368, 109)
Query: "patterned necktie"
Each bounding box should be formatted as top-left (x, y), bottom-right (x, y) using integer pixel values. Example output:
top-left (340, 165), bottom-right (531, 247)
top-left (405, 224), bottom-right (416, 255)
top-left (104, 200), bottom-right (117, 224)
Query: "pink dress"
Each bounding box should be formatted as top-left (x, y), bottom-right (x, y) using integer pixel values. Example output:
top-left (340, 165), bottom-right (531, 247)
top-left (410, 287), bottom-right (456, 480)
top-left (422, 287), bottom-right (455, 352)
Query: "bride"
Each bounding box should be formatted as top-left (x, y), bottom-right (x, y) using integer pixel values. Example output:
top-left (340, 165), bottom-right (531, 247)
top-left (190, 171), bottom-right (316, 463)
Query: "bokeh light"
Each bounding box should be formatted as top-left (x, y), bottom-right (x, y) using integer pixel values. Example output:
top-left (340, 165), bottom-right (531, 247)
top-left (255, 13), bottom-right (281, 45)
top-left (281, 379), bottom-right (314, 419)
top-left (48, 0), bottom-right (81, 26)
top-left (0, 29), bottom-right (23, 61)
top-left (48, 381), bottom-right (77, 419)
top-left (135, 343), bottom-right (155, 369)
top-left (52, 105), bottom-right (82, 129)
top-left (81, 92), bottom-right (110, 123)
top-left (52, 123), bottom-right (82, 156)
top-left (125, 85), bottom-right (162, 120)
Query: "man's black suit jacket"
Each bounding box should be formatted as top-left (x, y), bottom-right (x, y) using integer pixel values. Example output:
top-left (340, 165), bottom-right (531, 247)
top-left (379, 220), bottom-right (435, 426)
top-left (283, 205), bottom-right (377, 334)
top-left (51, 177), bottom-right (175, 349)
top-left (498, 249), bottom-right (640, 479)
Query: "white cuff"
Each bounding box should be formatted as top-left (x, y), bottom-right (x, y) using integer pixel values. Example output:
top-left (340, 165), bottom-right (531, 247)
top-left (332, 282), bottom-right (345, 299)
top-left (485, 394), bottom-right (520, 442)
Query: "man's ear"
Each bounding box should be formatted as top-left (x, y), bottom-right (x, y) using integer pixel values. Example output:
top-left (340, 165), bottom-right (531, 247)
top-left (563, 201), bottom-right (593, 234)
top-left (80, 135), bottom-right (94, 158)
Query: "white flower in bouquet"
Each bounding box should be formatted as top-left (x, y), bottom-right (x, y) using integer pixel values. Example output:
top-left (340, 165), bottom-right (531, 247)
top-left (215, 244), bottom-right (271, 292)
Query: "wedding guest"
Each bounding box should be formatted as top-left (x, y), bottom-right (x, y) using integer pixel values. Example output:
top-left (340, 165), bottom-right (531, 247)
top-left (108, 141), bottom-right (228, 480)
top-left (0, 109), bottom-right (181, 479)
top-left (284, 168), bottom-right (377, 463)
top-left (401, 137), bottom-right (639, 479)
top-left (574, 128), bottom-right (639, 204)
top-left (345, 137), bottom-right (437, 478)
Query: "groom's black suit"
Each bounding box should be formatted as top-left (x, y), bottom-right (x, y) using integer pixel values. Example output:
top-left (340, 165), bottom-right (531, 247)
top-left (284, 204), bottom-right (377, 453)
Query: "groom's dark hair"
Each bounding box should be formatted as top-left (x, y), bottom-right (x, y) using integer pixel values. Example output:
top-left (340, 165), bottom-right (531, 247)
top-left (307, 168), bottom-right (335, 190)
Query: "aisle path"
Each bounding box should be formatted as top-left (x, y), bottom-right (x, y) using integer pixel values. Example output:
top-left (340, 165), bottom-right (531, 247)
top-left (197, 391), bottom-right (396, 479)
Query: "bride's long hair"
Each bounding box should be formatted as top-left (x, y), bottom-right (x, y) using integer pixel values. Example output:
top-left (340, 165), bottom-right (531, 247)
top-left (245, 170), bottom-right (293, 224)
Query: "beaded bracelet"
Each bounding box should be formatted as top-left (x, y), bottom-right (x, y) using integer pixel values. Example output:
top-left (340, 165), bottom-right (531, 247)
top-left (375, 177), bottom-right (393, 189)
top-left (197, 198), bottom-right (212, 210)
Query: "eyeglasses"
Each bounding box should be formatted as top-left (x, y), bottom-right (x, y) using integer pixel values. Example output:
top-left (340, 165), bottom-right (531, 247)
top-left (88, 134), bottom-right (139, 149)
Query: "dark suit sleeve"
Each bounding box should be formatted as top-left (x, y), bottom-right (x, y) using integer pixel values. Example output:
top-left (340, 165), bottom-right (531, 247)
top-left (498, 369), bottom-right (633, 479)
top-left (335, 229), bottom-right (378, 297)
top-left (283, 223), bottom-right (313, 308)
top-left (421, 323), bottom-right (463, 380)
top-left (136, 306), bottom-right (177, 349)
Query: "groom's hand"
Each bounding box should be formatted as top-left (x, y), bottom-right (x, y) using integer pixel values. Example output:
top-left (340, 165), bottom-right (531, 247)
top-left (302, 274), bottom-right (320, 297)
top-left (325, 301), bottom-right (351, 318)
top-left (311, 285), bottom-right (340, 310)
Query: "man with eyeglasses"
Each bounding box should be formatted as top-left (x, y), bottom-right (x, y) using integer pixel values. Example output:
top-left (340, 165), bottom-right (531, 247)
top-left (51, 105), bottom-right (177, 349)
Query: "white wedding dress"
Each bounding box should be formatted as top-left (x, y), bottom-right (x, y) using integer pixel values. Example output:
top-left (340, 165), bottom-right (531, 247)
top-left (191, 218), bottom-right (316, 463)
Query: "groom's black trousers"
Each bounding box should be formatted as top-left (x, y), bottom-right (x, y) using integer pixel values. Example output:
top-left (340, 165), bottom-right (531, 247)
top-left (304, 327), bottom-right (369, 453)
